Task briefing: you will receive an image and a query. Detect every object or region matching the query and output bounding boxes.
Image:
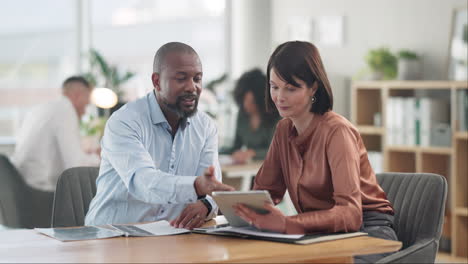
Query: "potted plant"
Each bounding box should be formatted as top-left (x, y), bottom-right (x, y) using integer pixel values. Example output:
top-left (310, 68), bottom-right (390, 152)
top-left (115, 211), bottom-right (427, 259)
top-left (365, 47), bottom-right (398, 80)
top-left (83, 49), bottom-right (135, 114)
top-left (397, 49), bottom-right (421, 80)
top-left (80, 114), bottom-right (107, 154)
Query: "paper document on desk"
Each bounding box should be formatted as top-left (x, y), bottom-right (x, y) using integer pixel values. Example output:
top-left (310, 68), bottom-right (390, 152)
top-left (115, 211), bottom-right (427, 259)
top-left (35, 221), bottom-right (190, 242)
top-left (110, 221), bottom-right (190, 237)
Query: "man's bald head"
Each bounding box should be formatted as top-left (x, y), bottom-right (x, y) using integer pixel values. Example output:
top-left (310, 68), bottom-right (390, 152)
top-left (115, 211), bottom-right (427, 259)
top-left (153, 42), bottom-right (200, 73)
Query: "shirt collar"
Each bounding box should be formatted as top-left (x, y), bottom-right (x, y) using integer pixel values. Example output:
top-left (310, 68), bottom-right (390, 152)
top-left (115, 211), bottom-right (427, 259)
top-left (289, 111), bottom-right (328, 145)
top-left (147, 91), bottom-right (192, 127)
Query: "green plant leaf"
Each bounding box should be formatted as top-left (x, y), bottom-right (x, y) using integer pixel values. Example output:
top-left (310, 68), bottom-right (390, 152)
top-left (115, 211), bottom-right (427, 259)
top-left (91, 49), bottom-right (112, 79)
top-left (120, 72), bottom-right (135, 84)
top-left (82, 72), bottom-right (97, 87)
top-left (206, 73), bottom-right (228, 92)
top-left (398, 49), bottom-right (419, 60)
top-left (365, 47), bottom-right (397, 80)
top-left (87, 48), bottom-right (136, 99)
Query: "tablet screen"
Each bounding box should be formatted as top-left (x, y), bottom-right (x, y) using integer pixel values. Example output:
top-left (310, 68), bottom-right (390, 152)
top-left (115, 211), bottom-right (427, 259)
top-left (212, 190), bottom-right (273, 227)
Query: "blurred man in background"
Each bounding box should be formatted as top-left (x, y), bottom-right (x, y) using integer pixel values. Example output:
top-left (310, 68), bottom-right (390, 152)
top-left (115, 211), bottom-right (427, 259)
top-left (11, 76), bottom-right (100, 192)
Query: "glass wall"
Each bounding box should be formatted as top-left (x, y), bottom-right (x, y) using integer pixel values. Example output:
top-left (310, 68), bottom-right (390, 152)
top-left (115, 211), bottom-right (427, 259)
top-left (0, 0), bottom-right (76, 149)
top-left (0, 0), bottom-right (228, 154)
top-left (90, 0), bottom-right (227, 100)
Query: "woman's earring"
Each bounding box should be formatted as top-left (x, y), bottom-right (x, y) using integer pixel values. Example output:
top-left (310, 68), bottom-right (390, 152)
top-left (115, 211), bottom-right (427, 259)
top-left (311, 96), bottom-right (317, 104)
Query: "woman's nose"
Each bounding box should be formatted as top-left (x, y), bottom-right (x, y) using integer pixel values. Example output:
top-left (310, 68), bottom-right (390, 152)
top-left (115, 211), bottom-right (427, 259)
top-left (277, 90), bottom-right (286, 102)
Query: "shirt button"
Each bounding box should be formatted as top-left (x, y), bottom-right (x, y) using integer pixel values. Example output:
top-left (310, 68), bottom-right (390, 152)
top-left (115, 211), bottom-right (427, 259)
top-left (170, 165), bottom-right (174, 169)
top-left (189, 199), bottom-right (193, 202)
top-left (168, 201), bottom-right (171, 204)
top-left (161, 209), bottom-right (165, 213)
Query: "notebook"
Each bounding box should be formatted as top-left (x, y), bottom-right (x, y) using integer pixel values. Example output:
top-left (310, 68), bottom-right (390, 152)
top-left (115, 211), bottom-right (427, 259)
top-left (35, 221), bottom-right (190, 242)
top-left (193, 223), bottom-right (367, 245)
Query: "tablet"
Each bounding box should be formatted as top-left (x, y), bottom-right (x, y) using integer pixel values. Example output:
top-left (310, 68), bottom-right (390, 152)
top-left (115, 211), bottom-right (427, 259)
top-left (212, 190), bottom-right (274, 227)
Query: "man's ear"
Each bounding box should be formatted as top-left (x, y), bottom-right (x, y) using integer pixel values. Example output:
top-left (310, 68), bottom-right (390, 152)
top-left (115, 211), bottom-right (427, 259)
top-left (151, 72), bottom-right (161, 91)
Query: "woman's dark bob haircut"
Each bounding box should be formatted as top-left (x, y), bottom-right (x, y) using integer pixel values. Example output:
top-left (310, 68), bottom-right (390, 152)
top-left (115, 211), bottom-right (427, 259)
top-left (265, 41), bottom-right (333, 115)
top-left (233, 68), bottom-right (278, 123)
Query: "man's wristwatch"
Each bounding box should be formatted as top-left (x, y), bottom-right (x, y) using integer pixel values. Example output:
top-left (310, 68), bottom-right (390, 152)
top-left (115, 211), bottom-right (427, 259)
top-left (199, 197), bottom-right (212, 216)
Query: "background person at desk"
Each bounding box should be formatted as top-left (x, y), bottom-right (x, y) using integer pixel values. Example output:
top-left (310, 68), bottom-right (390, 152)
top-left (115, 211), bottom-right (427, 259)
top-left (234, 41), bottom-right (397, 263)
top-left (85, 42), bottom-right (234, 229)
top-left (11, 76), bottom-right (100, 192)
top-left (221, 69), bottom-right (279, 164)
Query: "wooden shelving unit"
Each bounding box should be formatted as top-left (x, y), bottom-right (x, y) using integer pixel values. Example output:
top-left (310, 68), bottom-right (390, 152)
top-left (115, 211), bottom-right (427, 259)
top-left (352, 80), bottom-right (468, 258)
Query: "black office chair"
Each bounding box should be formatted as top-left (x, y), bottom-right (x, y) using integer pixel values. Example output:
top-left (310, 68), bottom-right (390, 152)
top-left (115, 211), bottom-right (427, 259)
top-left (51, 166), bottom-right (99, 227)
top-left (0, 154), bottom-right (54, 228)
top-left (376, 173), bottom-right (447, 264)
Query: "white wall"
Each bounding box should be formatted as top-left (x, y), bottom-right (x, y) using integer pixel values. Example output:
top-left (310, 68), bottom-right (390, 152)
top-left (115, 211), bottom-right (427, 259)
top-left (271, 0), bottom-right (466, 117)
top-left (230, 0), bottom-right (272, 79)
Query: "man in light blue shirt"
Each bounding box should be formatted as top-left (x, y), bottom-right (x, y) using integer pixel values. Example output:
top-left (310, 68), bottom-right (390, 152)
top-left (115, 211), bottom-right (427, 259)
top-left (85, 42), bottom-right (234, 228)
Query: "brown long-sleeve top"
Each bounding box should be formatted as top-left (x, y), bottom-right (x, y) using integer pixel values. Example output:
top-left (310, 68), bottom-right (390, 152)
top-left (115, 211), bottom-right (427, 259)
top-left (253, 111), bottom-right (393, 234)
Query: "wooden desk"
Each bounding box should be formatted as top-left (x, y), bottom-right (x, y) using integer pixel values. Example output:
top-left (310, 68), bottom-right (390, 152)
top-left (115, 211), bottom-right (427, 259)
top-left (0, 228), bottom-right (401, 263)
top-left (222, 161), bottom-right (263, 191)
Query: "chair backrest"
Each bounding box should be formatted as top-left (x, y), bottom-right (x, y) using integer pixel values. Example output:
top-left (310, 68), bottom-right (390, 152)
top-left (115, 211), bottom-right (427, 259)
top-left (0, 154), bottom-right (54, 228)
top-left (0, 154), bottom-right (29, 228)
top-left (376, 173), bottom-right (447, 251)
top-left (51, 167), bottom-right (99, 227)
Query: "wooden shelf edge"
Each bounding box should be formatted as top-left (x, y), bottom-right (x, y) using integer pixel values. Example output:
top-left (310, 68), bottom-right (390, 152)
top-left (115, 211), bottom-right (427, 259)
top-left (454, 207), bottom-right (468, 217)
top-left (455, 132), bottom-right (468, 140)
top-left (352, 80), bottom-right (466, 89)
top-left (386, 146), bottom-right (452, 154)
top-left (419, 147), bottom-right (452, 155)
top-left (357, 126), bottom-right (384, 135)
top-left (386, 146), bottom-right (418, 153)
top-left (454, 83), bottom-right (468, 89)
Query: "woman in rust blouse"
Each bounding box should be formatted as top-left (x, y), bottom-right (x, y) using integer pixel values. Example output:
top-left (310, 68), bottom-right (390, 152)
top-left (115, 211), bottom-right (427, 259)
top-left (234, 41), bottom-right (398, 263)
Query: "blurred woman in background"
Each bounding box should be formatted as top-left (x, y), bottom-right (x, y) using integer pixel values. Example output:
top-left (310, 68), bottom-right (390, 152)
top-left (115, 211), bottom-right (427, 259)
top-left (222, 68), bottom-right (280, 164)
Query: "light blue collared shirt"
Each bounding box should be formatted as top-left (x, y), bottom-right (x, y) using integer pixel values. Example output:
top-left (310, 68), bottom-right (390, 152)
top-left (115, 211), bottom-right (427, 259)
top-left (85, 92), bottom-right (221, 225)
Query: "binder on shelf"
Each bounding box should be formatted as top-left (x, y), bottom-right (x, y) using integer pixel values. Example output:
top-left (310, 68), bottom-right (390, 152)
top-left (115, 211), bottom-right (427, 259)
top-left (394, 97), bottom-right (404, 146)
top-left (386, 96), bottom-right (450, 147)
top-left (385, 98), bottom-right (395, 145)
top-left (415, 98), bottom-right (421, 146)
top-left (420, 97), bottom-right (431, 146)
top-left (403, 98), bottom-right (416, 146)
top-left (458, 90), bottom-right (468, 132)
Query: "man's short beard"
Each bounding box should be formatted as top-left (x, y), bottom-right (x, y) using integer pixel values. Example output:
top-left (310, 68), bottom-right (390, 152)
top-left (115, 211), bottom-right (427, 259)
top-left (161, 93), bottom-right (199, 119)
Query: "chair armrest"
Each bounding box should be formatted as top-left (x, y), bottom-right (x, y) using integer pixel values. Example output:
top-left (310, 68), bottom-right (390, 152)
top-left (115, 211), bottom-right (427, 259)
top-left (376, 238), bottom-right (438, 264)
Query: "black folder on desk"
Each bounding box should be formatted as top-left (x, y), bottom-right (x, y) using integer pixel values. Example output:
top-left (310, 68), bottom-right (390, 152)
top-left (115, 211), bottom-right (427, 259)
top-left (193, 224), bottom-right (367, 245)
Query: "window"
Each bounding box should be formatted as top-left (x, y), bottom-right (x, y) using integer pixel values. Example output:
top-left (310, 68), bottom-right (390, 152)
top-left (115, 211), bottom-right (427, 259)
top-left (0, 0), bottom-right (77, 141)
top-left (90, 0), bottom-right (227, 100)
